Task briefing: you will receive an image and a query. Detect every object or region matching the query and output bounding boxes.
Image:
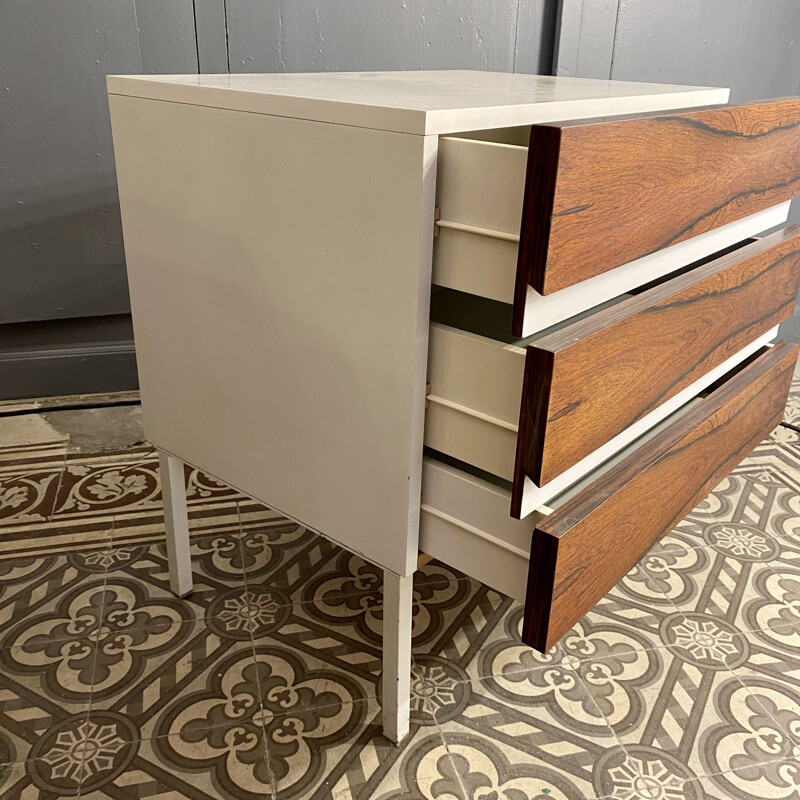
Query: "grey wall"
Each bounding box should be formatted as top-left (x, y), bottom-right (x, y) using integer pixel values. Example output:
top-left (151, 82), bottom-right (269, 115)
top-left (554, 0), bottom-right (800, 339)
top-left (5, 0), bottom-right (798, 397)
top-left (0, 0), bottom-right (557, 399)
top-left (555, 0), bottom-right (800, 103)
top-left (0, 1), bottom-right (198, 325)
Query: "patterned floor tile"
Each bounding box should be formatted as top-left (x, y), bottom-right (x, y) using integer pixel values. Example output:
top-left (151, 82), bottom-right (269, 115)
top-left (784, 370), bottom-right (800, 427)
top-left (100, 538), bottom-right (250, 622)
top-left (551, 554), bottom-right (679, 667)
top-left (0, 550), bottom-right (111, 649)
top-left (283, 552), bottom-right (484, 677)
top-left (569, 640), bottom-right (793, 784)
top-left (0, 761), bottom-right (25, 798)
top-left (637, 529), bottom-right (800, 648)
top-left (0, 646), bottom-right (92, 766)
top-left (6, 393), bottom-right (800, 798)
top-left (84, 621), bottom-right (253, 740)
top-left (261, 694), bottom-right (462, 800)
top-left (0, 454), bottom-right (65, 534)
top-left (733, 627), bottom-right (800, 686)
top-left (0, 732), bottom-right (106, 798)
top-left (437, 702), bottom-right (631, 800)
top-left (289, 548), bottom-right (471, 610)
top-left (729, 667), bottom-right (800, 752)
top-left (695, 758), bottom-right (800, 800)
top-left (677, 466), bottom-right (800, 547)
top-left (49, 448), bottom-right (160, 529)
top-left (78, 721), bottom-right (274, 800)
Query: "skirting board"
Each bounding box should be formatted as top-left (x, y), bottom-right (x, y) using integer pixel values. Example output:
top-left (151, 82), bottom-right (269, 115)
top-left (0, 340), bottom-right (138, 400)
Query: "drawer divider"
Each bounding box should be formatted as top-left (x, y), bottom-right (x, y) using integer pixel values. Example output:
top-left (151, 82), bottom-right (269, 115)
top-left (435, 218), bottom-right (521, 244)
top-left (427, 393), bottom-right (519, 433)
top-left (420, 503), bottom-right (534, 558)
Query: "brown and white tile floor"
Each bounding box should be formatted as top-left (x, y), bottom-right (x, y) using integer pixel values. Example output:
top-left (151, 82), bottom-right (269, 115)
top-left (1, 398), bottom-right (800, 800)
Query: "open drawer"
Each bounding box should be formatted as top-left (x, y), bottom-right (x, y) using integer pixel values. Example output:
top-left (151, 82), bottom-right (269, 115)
top-left (433, 97), bottom-right (800, 337)
top-left (421, 340), bottom-right (799, 653)
top-left (426, 227), bottom-right (800, 517)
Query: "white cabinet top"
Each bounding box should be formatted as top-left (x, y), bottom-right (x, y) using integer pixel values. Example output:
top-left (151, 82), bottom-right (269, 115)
top-left (106, 70), bottom-right (728, 135)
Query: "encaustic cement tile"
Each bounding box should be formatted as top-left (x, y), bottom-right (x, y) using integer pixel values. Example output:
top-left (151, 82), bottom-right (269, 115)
top-left (436, 699), bottom-right (630, 800)
top-left (262, 695), bottom-right (464, 800)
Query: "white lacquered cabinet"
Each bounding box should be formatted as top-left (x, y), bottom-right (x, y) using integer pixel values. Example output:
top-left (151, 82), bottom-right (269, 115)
top-left (108, 70), bottom-right (800, 742)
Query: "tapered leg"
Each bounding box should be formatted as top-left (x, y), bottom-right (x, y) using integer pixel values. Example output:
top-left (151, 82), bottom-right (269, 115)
top-left (382, 570), bottom-right (413, 743)
top-left (158, 450), bottom-right (193, 597)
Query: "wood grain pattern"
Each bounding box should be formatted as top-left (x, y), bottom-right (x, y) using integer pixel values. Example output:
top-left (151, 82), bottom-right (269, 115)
top-left (521, 341), bottom-right (799, 653)
top-left (514, 97), bottom-right (800, 312)
top-left (512, 227), bottom-right (800, 495)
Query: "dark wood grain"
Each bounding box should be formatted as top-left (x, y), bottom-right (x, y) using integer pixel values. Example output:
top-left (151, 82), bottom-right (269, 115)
top-left (509, 227), bottom-right (800, 503)
top-left (521, 341), bottom-right (799, 653)
top-left (514, 97), bottom-right (800, 321)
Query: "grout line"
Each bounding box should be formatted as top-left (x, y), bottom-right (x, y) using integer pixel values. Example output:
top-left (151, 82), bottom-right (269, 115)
top-left (78, 512), bottom-right (113, 798)
top-left (44, 450), bottom-right (68, 524)
top-left (236, 500), bottom-right (279, 797)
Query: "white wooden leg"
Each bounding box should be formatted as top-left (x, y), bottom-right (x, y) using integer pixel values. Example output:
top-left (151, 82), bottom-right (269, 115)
top-left (382, 570), bottom-right (413, 744)
top-left (158, 450), bottom-right (193, 597)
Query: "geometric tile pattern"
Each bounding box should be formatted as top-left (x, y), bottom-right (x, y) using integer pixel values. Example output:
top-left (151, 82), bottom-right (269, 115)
top-left (1, 422), bottom-right (800, 798)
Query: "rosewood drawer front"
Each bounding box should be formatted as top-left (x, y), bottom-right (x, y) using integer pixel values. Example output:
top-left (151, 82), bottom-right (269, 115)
top-left (515, 226), bottom-right (800, 499)
top-left (426, 229), bottom-right (799, 517)
top-left (522, 340), bottom-right (799, 652)
top-left (433, 98), bottom-right (800, 338)
top-left (521, 98), bottom-right (800, 301)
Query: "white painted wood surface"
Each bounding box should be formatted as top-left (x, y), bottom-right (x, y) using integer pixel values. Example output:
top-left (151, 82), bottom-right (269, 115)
top-left (106, 71), bottom-right (728, 136)
top-left (110, 95), bottom-right (437, 577)
top-left (158, 449), bottom-right (193, 597)
top-left (382, 571), bottom-right (414, 744)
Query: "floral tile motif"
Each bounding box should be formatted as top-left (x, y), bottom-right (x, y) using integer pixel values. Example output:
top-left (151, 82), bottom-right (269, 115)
top-left (632, 471), bottom-right (800, 650)
top-left (0, 455), bottom-right (64, 532)
top-left (50, 449), bottom-right (253, 536)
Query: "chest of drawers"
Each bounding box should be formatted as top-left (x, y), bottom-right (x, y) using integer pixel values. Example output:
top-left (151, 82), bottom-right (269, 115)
top-left (107, 71), bottom-right (800, 743)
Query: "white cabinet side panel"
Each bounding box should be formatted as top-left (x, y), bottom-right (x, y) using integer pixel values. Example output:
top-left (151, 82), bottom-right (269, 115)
top-left (109, 96), bottom-right (436, 576)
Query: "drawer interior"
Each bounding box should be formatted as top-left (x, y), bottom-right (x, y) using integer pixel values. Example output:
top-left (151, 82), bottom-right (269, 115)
top-left (426, 230), bottom-right (796, 516)
top-left (421, 393), bottom-right (704, 609)
top-left (433, 116), bottom-right (793, 339)
top-left (422, 341), bottom-right (797, 652)
top-left (431, 236), bottom-right (757, 347)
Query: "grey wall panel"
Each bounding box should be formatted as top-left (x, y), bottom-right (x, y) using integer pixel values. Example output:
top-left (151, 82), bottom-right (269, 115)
top-left (553, 0), bottom-right (619, 79)
top-left (0, 0), bottom-right (199, 326)
top-left (610, 0), bottom-right (800, 102)
top-left (132, 0), bottom-right (199, 74)
top-left (226, 0), bottom-right (524, 74)
top-left (0, 0), bottom-right (560, 396)
top-left (0, 1), bottom-right (139, 323)
top-left (195, 0), bottom-right (231, 73)
top-left (515, 0), bottom-right (559, 75)
top-left (224, 0), bottom-right (284, 72)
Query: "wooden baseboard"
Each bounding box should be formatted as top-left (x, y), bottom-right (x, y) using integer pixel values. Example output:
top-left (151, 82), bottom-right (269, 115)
top-left (0, 339), bottom-right (138, 400)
